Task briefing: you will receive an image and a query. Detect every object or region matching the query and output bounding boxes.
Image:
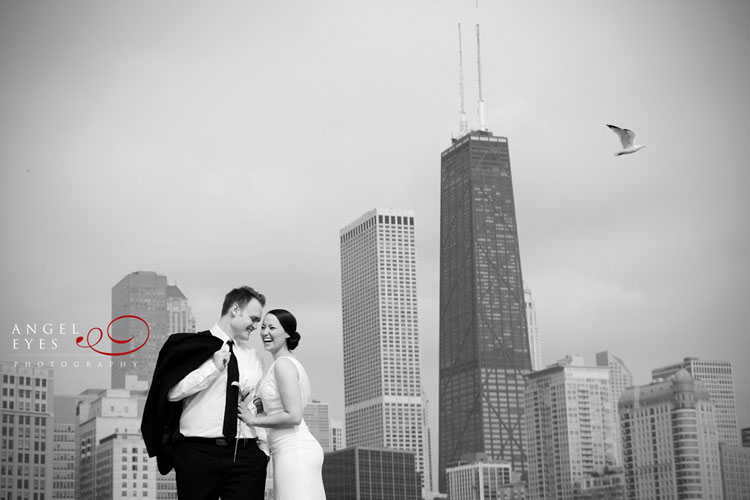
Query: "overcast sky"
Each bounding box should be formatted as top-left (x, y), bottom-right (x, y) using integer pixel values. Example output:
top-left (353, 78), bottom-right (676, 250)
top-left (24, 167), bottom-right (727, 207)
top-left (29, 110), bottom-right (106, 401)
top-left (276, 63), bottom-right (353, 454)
top-left (2, 0), bottom-right (748, 454)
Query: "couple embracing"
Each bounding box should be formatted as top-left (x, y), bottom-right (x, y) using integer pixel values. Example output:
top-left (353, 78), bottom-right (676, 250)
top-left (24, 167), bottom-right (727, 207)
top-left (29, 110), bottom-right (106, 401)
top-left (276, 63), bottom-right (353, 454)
top-left (142, 286), bottom-right (326, 500)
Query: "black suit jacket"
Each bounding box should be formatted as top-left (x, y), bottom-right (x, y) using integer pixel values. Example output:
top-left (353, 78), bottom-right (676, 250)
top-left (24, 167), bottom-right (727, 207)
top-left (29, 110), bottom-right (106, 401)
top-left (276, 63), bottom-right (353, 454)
top-left (141, 331), bottom-right (223, 475)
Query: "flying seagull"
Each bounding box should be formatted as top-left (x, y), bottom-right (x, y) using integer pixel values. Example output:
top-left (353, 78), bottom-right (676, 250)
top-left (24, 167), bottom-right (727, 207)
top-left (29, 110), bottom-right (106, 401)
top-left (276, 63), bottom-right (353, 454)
top-left (606, 124), bottom-right (645, 156)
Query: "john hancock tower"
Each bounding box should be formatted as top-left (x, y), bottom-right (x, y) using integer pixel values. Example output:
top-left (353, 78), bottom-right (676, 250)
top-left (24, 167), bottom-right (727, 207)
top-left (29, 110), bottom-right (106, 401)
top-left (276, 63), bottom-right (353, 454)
top-left (439, 128), bottom-right (531, 486)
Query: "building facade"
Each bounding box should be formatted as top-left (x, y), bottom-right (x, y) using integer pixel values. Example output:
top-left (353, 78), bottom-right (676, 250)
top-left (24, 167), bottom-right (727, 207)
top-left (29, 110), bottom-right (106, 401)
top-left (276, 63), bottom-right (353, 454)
top-left (339, 209), bottom-right (428, 485)
top-left (595, 351), bottom-right (633, 466)
top-left (422, 393), bottom-right (435, 493)
top-left (719, 443), bottom-right (750, 500)
top-left (652, 357), bottom-right (739, 445)
top-left (75, 386), bottom-right (176, 500)
top-left (0, 362), bottom-right (54, 500)
top-left (524, 289), bottom-right (542, 371)
top-left (619, 369), bottom-right (723, 499)
top-left (446, 458), bottom-right (518, 500)
top-left (166, 284), bottom-right (196, 334)
top-left (331, 419), bottom-right (345, 452)
top-left (111, 271), bottom-right (195, 389)
top-left (574, 469), bottom-right (624, 500)
top-left (304, 400), bottom-right (332, 452)
top-left (439, 130), bottom-right (531, 487)
top-left (524, 361), bottom-right (616, 500)
top-left (95, 432), bottom-right (158, 500)
top-left (53, 391), bottom-right (102, 499)
top-left (322, 446), bottom-right (421, 500)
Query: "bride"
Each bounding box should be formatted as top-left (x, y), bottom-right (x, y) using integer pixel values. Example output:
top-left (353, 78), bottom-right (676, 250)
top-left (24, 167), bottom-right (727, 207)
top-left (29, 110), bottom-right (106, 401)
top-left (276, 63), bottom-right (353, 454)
top-left (238, 309), bottom-right (326, 500)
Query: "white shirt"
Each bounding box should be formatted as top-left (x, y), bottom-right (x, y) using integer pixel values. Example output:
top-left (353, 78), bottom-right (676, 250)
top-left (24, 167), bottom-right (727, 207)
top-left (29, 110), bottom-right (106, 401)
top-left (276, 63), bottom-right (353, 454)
top-left (167, 324), bottom-right (268, 454)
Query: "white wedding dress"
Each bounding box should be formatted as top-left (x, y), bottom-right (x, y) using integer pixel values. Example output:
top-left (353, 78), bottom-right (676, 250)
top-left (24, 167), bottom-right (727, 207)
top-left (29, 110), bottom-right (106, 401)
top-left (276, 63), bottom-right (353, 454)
top-left (258, 356), bottom-right (326, 500)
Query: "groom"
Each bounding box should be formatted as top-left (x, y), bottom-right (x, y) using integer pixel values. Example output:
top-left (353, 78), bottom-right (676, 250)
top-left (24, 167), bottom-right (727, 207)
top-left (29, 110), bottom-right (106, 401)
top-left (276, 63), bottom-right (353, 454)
top-left (141, 286), bottom-right (269, 500)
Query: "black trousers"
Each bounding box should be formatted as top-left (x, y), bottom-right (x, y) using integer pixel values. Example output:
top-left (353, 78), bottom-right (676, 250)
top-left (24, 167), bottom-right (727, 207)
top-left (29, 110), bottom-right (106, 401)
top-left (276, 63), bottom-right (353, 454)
top-left (173, 438), bottom-right (269, 500)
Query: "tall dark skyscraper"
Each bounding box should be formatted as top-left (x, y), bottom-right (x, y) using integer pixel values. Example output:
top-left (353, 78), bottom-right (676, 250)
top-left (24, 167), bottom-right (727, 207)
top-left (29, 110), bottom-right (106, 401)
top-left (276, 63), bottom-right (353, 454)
top-left (439, 129), bottom-right (531, 487)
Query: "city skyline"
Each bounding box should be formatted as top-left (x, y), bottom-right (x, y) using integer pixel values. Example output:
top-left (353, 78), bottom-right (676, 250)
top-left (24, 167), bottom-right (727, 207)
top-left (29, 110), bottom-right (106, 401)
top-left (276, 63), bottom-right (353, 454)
top-left (1, 0), bottom-right (748, 474)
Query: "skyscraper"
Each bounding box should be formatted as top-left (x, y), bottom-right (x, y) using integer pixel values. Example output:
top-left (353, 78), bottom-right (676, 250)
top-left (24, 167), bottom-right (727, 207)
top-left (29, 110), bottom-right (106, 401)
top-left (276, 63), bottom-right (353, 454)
top-left (303, 400), bottom-right (332, 452)
top-left (331, 419), bottom-right (345, 452)
top-left (166, 284), bottom-right (196, 334)
top-left (111, 271), bottom-right (195, 388)
top-left (421, 392), bottom-right (435, 493)
top-left (439, 130), bottom-right (531, 485)
top-left (619, 370), bottom-right (723, 499)
top-left (339, 208), bottom-right (428, 486)
top-left (75, 383), bottom-right (176, 500)
top-left (0, 362), bottom-right (54, 500)
top-left (524, 288), bottom-right (542, 371)
top-left (595, 350), bottom-right (633, 465)
top-left (524, 360), bottom-right (616, 500)
top-left (652, 357), bottom-right (739, 445)
top-left (54, 391), bottom-right (103, 500)
top-left (323, 447), bottom-right (422, 500)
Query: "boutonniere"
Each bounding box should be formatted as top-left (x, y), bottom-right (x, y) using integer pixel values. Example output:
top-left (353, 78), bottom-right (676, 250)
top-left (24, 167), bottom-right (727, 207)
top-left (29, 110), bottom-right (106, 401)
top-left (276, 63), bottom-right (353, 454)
top-left (230, 380), bottom-right (259, 462)
top-left (232, 380), bottom-right (255, 404)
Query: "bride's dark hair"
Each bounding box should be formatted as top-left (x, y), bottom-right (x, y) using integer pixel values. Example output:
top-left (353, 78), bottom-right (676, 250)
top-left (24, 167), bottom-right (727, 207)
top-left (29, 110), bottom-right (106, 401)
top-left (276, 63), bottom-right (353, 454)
top-left (267, 309), bottom-right (301, 351)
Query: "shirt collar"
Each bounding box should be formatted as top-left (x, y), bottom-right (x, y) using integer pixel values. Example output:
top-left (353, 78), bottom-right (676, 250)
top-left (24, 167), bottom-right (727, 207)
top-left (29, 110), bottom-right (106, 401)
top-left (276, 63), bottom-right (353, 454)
top-left (210, 323), bottom-right (231, 344)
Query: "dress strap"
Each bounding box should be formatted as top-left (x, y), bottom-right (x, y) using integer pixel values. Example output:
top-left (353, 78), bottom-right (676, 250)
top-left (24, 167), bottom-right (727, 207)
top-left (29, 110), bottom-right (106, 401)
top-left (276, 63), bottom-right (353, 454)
top-left (270, 355), bottom-right (300, 370)
top-left (268, 356), bottom-right (311, 404)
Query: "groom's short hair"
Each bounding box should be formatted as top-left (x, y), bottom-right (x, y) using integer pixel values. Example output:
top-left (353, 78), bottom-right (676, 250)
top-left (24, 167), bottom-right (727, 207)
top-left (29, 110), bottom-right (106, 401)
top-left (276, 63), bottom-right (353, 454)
top-left (221, 286), bottom-right (266, 316)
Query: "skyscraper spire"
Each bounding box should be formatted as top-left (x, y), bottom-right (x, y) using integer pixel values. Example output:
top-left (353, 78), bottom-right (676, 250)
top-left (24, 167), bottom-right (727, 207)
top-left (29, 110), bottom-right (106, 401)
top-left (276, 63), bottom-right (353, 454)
top-left (475, 0), bottom-right (487, 131)
top-left (476, 22), bottom-right (487, 131)
top-left (457, 23), bottom-right (468, 136)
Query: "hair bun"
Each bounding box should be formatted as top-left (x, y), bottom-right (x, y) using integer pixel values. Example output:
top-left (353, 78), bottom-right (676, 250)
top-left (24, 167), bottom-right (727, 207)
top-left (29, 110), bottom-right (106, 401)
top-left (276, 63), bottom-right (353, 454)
top-left (286, 331), bottom-right (301, 351)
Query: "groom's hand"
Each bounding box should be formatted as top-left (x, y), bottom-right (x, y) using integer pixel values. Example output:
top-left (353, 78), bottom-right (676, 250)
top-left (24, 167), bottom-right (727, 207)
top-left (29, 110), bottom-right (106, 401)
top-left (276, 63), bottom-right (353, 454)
top-left (212, 350), bottom-right (230, 371)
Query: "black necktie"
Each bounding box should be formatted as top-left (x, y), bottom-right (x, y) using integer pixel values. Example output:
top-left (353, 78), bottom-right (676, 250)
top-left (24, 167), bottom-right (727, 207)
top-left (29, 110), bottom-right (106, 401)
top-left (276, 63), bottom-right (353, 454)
top-left (223, 340), bottom-right (240, 439)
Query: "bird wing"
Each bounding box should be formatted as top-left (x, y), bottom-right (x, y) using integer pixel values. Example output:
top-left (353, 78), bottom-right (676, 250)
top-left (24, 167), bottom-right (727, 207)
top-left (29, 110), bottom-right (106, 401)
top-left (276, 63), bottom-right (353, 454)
top-left (606, 124), bottom-right (636, 149)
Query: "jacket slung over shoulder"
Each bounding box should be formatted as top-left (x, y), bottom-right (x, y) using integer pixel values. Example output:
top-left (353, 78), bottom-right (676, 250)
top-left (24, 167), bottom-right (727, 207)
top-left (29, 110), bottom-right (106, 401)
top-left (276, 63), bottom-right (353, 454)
top-left (140, 331), bottom-right (222, 475)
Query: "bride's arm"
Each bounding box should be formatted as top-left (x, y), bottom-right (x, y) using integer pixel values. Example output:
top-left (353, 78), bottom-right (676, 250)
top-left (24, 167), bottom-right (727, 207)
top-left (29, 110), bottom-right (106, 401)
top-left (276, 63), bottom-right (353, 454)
top-left (238, 358), bottom-right (302, 429)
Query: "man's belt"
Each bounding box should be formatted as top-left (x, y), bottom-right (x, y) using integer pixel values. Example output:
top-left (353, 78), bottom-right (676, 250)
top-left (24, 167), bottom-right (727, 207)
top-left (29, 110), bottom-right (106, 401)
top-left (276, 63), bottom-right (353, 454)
top-left (181, 436), bottom-right (258, 447)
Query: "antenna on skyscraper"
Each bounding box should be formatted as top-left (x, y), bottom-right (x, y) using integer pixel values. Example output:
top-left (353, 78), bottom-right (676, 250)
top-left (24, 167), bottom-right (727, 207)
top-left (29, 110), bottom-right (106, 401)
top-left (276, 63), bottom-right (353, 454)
top-left (476, 23), bottom-right (487, 131)
top-left (475, 0), bottom-right (487, 131)
top-left (457, 23), bottom-right (468, 136)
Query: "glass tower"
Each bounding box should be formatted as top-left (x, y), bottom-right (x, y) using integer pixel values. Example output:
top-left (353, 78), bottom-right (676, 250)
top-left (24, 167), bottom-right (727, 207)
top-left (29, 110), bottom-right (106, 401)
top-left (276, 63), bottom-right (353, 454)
top-left (322, 447), bottom-right (421, 500)
top-left (439, 130), bottom-right (531, 487)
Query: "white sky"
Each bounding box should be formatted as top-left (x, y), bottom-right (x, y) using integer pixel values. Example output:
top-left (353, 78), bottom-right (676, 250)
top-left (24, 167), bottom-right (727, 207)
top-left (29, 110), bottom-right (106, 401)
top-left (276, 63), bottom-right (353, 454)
top-left (2, 0), bottom-right (748, 457)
